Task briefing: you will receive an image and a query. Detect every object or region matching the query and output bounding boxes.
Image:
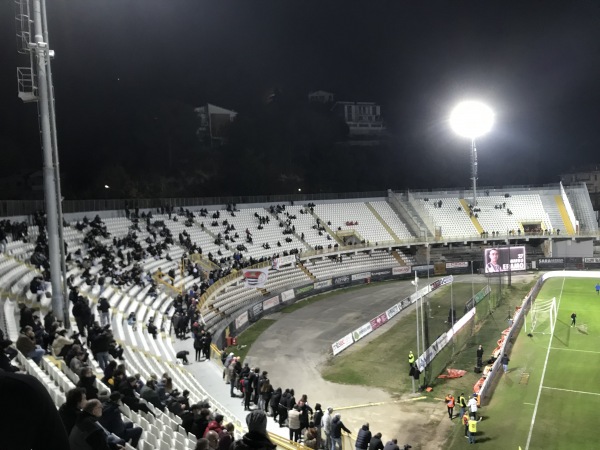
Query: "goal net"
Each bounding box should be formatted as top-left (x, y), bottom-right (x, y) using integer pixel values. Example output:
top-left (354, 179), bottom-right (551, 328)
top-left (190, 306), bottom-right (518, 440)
top-left (526, 297), bottom-right (557, 335)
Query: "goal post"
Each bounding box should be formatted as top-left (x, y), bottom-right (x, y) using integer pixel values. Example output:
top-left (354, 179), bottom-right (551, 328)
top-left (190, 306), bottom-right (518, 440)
top-left (526, 297), bottom-right (557, 335)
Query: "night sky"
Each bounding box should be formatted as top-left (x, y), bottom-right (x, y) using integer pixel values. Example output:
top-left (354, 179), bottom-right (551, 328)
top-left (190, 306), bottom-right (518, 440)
top-left (1, 1), bottom-right (599, 198)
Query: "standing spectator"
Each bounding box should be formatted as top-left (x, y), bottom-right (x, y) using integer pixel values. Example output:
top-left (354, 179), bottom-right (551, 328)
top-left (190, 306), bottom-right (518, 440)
top-left (322, 406), bottom-right (334, 450)
top-left (596, 282), bottom-right (600, 295)
top-left (72, 296), bottom-right (92, 337)
top-left (231, 410), bottom-right (276, 450)
top-left (468, 394), bottom-right (479, 421)
top-left (312, 403), bottom-right (324, 450)
top-left (331, 413), bottom-right (351, 450)
top-left (204, 414), bottom-right (225, 437)
top-left (355, 423), bottom-right (372, 450)
top-left (468, 417), bottom-right (478, 444)
top-left (297, 394), bottom-right (313, 433)
top-left (203, 330), bottom-right (212, 360)
top-left (476, 345), bottom-right (484, 368)
top-left (270, 388), bottom-right (282, 421)
top-left (501, 353), bottom-right (510, 373)
top-left (194, 334), bottom-right (203, 362)
top-left (259, 377), bottom-right (273, 412)
top-left (288, 405), bottom-right (302, 442)
top-left (97, 297), bottom-right (111, 327)
top-left (458, 393), bottom-right (467, 418)
top-left (462, 413), bottom-right (469, 439)
top-left (369, 433), bottom-right (384, 450)
top-left (445, 393), bottom-right (455, 419)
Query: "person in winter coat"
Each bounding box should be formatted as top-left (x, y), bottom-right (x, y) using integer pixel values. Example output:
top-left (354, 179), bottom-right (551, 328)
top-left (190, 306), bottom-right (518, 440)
top-left (278, 389), bottom-right (290, 427)
top-left (99, 392), bottom-right (142, 447)
top-left (355, 423), bottom-right (372, 450)
top-left (203, 414), bottom-right (224, 437)
top-left (368, 432), bottom-right (384, 450)
top-left (322, 406), bottom-right (334, 450)
top-left (288, 405), bottom-right (302, 442)
top-left (97, 297), bottom-right (110, 327)
top-left (297, 394), bottom-right (313, 432)
top-left (231, 410), bottom-right (276, 450)
top-left (270, 387), bottom-right (282, 421)
top-left (58, 387), bottom-right (87, 436)
top-left (331, 413), bottom-right (351, 450)
top-left (69, 399), bottom-right (115, 450)
top-left (52, 328), bottom-right (74, 358)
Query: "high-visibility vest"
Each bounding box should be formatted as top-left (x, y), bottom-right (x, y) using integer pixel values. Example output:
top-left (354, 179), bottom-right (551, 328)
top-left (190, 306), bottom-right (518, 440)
top-left (468, 420), bottom-right (477, 433)
top-left (408, 352), bottom-right (415, 364)
top-left (459, 395), bottom-right (467, 407)
top-left (446, 396), bottom-right (455, 408)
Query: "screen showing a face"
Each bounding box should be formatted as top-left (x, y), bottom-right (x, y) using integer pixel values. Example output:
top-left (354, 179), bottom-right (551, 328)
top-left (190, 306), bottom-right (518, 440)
top-left (483, 246), bottom-right (526, 273)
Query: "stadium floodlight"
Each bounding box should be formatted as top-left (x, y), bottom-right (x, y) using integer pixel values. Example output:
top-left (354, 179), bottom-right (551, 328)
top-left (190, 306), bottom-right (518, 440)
top-left (450, 101), bottom-right (494, 207)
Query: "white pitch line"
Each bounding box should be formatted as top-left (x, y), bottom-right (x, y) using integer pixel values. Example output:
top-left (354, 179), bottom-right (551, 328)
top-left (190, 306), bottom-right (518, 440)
top-left (543, 386), bottom-right (600, 397)
top-left (525, 277), bottom-right (565, 450)
top-left (550, 347), bottom-right (600, 354)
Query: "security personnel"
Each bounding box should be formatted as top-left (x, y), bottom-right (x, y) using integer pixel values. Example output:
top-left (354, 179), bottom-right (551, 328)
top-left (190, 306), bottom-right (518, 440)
top-left (458, 393), bottom-right (467, 418)
top-left (445, 393), bottom-right (455, 419)
top-left (408, 351), bottom-right (415, 368)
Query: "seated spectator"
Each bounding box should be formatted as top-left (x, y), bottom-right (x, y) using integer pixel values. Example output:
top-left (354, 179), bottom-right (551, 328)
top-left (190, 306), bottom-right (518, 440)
top-left (0, 339), bottom-right (19, 372)
top-left (147, 317), bottom-right (158, 339)
top-left (16, 326), bottom-right (45, 365)
top-left (206, 430), bottom-right (219, 450)
top-left (119, 375), bottom-right (152, 415)
top-left (70, 350), bottom-right (90, 377)
top-left (204, 413), bottom-right (224, 437)
top-left (99, 392), bottom-right (142, 448)
top-left (77, 366), bottom-right (99, 400)
top-left (59, 387), bottom-right (87, 436)
top-left (52, 328), bottom-right (74, 358)
top-left (69, 399), bottom-right (121, 450)
top-left (218, 423), bottom-right (236, 450)
top-left (140, 379), bottom-right (164, 411)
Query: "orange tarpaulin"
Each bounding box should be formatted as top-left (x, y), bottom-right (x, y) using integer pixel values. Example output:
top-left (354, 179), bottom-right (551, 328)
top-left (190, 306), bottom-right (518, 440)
top-left (437, 368), bottom-right (467, 379)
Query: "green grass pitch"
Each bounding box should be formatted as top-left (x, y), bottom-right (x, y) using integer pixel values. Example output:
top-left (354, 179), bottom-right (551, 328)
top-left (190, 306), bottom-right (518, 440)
top-left (447, 276), bottom-right (600, 449)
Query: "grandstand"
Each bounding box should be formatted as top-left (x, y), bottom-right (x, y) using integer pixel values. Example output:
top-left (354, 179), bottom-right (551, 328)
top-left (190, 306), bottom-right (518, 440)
top-left (0, 182), bottom-right (597, 449)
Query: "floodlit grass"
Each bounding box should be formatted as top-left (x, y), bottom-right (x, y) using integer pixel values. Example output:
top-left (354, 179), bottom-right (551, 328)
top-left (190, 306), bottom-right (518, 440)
top-left (321, 280), bottom-right (496, 394)
top-left (445, 276), bottom-right (600, 450)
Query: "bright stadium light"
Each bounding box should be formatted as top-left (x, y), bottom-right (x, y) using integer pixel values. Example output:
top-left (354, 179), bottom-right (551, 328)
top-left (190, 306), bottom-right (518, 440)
top-left (450, 101), bottom-right (494, 207)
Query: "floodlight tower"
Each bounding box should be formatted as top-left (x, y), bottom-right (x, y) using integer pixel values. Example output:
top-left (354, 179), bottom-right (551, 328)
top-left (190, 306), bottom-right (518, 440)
top-left (449, 101), bottom-right (494, 207)
top-left (15, 0), bottom-right (68, 325)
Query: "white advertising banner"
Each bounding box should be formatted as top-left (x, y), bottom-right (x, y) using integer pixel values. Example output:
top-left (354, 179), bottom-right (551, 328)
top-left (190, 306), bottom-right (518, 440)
top-left (263, 295), bottom-right (280, 311)
top-left (351, 322), bottom-right (373, 342)
top-left (314, 279), bottom-right (332, 290)
top-left (352, 272), bottom-right (372, 281)
top-left (235, 311), bottom-right (249, 329)
top-left (392, 266), bottom-right (411, 275)
top-left (332, 333), bottom-right (354, 356)
top-left (446, 261), bottom-right (469, 268)
top-left (281, 289), bottom-right (295, 302)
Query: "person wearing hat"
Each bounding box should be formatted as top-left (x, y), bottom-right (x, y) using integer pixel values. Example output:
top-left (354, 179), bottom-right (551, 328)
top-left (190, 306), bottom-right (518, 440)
top-left (0, 339), bottom-right (19, 373)
top-left (231, 410), bottom-right (276, 450)
top-left (99, 391), bottom-right (143, 448)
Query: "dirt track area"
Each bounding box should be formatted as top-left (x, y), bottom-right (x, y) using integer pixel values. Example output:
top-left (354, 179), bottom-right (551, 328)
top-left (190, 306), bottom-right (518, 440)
top-left (243, 280), bottom-right (453, 450)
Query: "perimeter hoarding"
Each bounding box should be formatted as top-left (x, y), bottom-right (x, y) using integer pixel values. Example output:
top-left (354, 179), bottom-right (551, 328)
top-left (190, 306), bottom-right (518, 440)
top-left (483, 246), bottom-right (526, 273)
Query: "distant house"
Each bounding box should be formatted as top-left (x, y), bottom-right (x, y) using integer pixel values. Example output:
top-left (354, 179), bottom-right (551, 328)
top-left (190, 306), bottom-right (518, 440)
top-left (331, 101), bottom-right (386, 142)
top-left (195, 103), bottom-right (238, 147)
top-left (308, 90), bottom-right (335, 104)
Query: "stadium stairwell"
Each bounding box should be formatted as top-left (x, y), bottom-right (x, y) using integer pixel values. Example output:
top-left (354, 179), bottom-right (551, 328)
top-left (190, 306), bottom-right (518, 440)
top-left (458, 199), bottom-right (484, 234)
top-left (365, 202), bottom-right (401, 243)
top-left (553, 195), bottom-right (576, 235)
top-left (391, 250), bottom-right (407, 266)
top-left (310, 211), bottom-right (344, 245)
top-left (297, 261), bottom-right (317, 281)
